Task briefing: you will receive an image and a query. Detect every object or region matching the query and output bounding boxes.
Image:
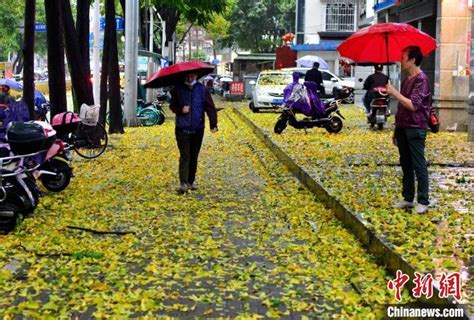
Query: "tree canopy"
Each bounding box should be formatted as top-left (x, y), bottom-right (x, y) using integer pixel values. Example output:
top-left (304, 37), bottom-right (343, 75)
top-left (143, 0), bottom-right (229, 57)
top-left (227, 0), bottom-right (295, 53)
top-left (0, 0), bottom-right (23, 60)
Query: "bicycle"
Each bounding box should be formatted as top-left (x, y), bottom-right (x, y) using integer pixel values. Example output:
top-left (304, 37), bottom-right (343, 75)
top-left (41, 103), bottom-right (108, 159)
top-left (106, 92), bottom-right (167, 127)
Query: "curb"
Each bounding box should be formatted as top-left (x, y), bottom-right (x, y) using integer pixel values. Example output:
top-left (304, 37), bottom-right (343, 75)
top-left (232, 107), bottom-right (468, 310)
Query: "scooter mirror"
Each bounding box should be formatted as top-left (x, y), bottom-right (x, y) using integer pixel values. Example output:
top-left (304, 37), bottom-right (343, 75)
top-left (249, 80), bottom-right (256, 85)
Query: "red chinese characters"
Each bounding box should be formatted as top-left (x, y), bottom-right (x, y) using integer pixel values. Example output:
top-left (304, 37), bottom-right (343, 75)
top-left (387, 270), bottom-right (410, 302)
top-left (439, 272), bottom-right (462, 300)
top-left (387, 270), bottom-right (463, 302)
top-left (412, 272), bottom-right (434, 299)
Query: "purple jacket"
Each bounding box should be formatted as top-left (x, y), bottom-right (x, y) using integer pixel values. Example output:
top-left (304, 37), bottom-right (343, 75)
top-left (283, 72), bottom-right (325, 117)
top-left (395, 72), bottom-right (431, 129)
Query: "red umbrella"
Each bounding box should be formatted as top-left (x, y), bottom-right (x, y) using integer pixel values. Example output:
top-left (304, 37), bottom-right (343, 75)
top-left (337, 23), bottom-right (437, 65)
top-left (144, 61), bottom-right (214, 88)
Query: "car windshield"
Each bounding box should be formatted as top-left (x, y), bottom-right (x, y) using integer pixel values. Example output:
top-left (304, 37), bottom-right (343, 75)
top-left (258, 73), bottom-right (292, 86)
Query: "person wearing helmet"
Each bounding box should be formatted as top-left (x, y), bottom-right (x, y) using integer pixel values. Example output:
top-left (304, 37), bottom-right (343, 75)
top-left (0, 85), bottom-right (16, 105)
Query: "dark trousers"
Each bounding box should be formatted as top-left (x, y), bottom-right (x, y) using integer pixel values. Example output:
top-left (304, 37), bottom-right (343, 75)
top-left (175, 127), bottom-right (205, 184)
top-left (363, 92), bottom-right (371, 113)
top-left (395, 127), bottom-right (429, 205)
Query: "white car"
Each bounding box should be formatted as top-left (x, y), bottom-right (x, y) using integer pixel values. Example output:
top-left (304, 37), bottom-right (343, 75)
top-left (283, 67), bottom-right (355, 104)
top-left (249, 70), bottom-right (293, 112)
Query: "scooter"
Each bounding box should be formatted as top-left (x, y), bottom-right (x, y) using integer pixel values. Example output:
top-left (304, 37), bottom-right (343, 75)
top-left (0, 151), bottom-right (43, 233)
top-left (274, 87), bottom-right (349, 134)
top-left (28, 138), bottom-right (73, 192)
top-left (367, 87), bottom-right (390, 130)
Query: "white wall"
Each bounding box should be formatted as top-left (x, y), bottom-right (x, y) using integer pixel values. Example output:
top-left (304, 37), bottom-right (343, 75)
top-left (304, 0), bottom-right (324, 43)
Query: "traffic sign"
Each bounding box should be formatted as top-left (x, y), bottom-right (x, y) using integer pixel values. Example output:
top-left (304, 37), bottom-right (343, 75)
top-left (100, 17), bottom-right (124, 31)
top-left (34, 24), bottom-right (46, 32)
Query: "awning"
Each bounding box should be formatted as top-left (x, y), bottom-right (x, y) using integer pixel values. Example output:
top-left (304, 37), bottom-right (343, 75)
top-left (290, 41), bottom-right (342, 51)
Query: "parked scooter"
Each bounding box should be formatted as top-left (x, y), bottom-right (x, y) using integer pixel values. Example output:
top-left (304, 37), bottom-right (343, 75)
top-left (274, 86), bottom-right (349, 134)
top-left (0, 151), bottom-right (42, 232)
top-left (0, 120), bottom-right (57, 233)
top-left (367, 87), bottom-right (390, 130)
top-left (29, 138), bottom-right (73, 192)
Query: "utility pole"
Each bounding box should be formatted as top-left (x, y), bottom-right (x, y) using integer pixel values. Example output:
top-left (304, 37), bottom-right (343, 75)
top-left (147, 7), bottom-right (155, 102)
top-left (92, 0), bottom-right (100, 106)
top-left (124, 0), bottom-right (138, 127)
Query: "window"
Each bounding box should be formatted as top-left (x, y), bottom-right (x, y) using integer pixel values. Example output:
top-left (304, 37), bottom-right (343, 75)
top-left (296, 0), bottom-right (305, 44)
top-left (326, 3), bottom-right (354, 32)
top-left (322, 71), bottom-right (333, 81)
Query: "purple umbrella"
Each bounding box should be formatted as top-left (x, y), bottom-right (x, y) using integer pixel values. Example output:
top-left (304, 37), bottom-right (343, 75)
top-left (0, 78), bottom-right (23, 91)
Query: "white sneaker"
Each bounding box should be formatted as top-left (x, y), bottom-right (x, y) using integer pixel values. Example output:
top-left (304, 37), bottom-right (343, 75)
top-left (392, 200), bottom-right (415, 209)
top-left (415, 203), bottom-right (429, 214)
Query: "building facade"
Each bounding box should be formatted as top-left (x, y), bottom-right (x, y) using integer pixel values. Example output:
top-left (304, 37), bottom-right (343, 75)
top-left (293, 0), bottom-right (357, 76)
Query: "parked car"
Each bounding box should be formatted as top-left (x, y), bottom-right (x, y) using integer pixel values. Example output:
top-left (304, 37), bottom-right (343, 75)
top-left (283, 67), bottom-right (355, 104)
top-left (249, 70), bottom-right (292, 112)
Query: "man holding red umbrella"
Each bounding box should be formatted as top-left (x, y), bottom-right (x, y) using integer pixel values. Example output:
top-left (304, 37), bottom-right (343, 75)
top-left (386, 46), bottom-right (431, 214)
top-left (169, 72), bottom-right (218, 194)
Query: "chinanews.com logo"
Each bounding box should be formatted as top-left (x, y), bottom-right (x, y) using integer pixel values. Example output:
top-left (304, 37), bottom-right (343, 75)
top-left (385, 270), bottom-right (467, 319)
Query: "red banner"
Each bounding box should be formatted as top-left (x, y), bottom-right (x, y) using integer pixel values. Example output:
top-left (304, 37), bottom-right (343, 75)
top-left (230, 82), bottom-right (244, 94)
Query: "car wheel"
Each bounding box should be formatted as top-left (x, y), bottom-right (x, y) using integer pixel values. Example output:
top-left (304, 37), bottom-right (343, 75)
top-left (249, 102), bottom-right (259, 113)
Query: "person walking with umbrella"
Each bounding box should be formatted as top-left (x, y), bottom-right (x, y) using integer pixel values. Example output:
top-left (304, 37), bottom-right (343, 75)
top-left (385, 46), bottom-right (431, 214)
top-left (169, 71), bottom-right (218, 193)
top-left (144, 61), bottom-right (219, 193)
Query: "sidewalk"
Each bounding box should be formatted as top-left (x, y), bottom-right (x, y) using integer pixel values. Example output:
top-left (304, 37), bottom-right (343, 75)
top-left (236, 103), bottom-right (472, 306)
top-left (0, 110), bottom-right (394, 317)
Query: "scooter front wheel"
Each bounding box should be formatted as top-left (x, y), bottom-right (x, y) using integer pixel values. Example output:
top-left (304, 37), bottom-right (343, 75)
top-left (156, 110), bottom-right (165, 125)
top-left (40, 159), bottom-right (72, 192)
top-left (274, 118), bottom-right (288, 134)
top-left (326, 116), bottom-right (343, 133)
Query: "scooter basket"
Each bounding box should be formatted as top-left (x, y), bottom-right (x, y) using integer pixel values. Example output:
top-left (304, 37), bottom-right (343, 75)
top-left (6, 121), bottom-right (56, 155)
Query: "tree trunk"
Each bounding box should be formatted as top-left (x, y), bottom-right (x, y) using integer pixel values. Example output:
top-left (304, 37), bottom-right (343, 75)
top-left (45, 0), bottom-right (67, 116)
top-left (140, 6), bottom-right (148, 50)
top-left (103, 0), bottom-right (124, 134)
top-left (23, 0), bottom-right (36, 119)
top-left (13, 52), bottom-right (23, 75)
top-left (62, 0), bottom-right (94, 108)
top-left (158, 7), bottom-right (180, 62)
top-left (77, 0), bottom-right (91, 77)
